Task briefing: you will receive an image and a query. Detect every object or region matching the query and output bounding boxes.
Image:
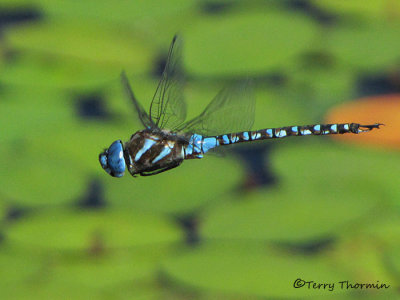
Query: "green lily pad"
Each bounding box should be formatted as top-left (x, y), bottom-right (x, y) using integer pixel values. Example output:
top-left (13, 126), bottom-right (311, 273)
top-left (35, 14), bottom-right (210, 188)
top-left (329, 237), bottom-right (395, 289)
top-left (311, 0), bottom-right (400, 19)
top-left (0, 245), bottom-right (176, 298)
top-left (51, 246), bottom-right (176, 289)
top-left (0, 246), bottom-right (42, 286)
top-left (2, 208), bottom-right (183, 295)
top-left (0, 141), bottom-right (87, 206)
top-left (37, 0), bottom-right (196, 27)
top-left (1, 285), bottom-right (100, 300)
top-left (274, 141), bottom-right (400, 208)
top-left (253, 86), bottom-right (321, 130)
top-left (355, 211), bottom-right (400, 250)
top-left (4, 19), bottom-right (154, 70)
top-left (287, 65), bottom-right (356, 114)
top-left (324, 20), bottom-right (400, 70)
top-left (201, 142), bottom-right (391, 243)
top-left (5, 209), bottom-right (182, 250)
top-left (0, 87), bottom-right (105, 205)
top-left (385, 245), bottom-right (400, 281)
top-left (184, 10), bottom-right (318, 77)
top-left (104, 154), bottom-right (242, 215)
top-left (0, 87), bottom-right (73, 142)
top-left (0, 53), bottom-right (120, 90)
top-left (201, 186), bottom-right (379, 244)
top-left (162, 242), bottom-right (348, 298)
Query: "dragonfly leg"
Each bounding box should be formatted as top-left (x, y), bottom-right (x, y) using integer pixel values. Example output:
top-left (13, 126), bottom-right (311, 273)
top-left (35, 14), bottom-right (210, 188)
top-left (139, 162), bottom-right (181, 176)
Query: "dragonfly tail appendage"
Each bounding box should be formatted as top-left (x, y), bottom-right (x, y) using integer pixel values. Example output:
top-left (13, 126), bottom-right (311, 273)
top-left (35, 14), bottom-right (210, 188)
top-left (355, 123), bottom-right (384, 133)
top-left (213, 122), bottom-right (383, 145)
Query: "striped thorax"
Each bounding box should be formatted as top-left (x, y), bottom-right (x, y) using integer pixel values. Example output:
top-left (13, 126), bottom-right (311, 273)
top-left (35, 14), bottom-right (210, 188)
top-left (124, 129), bottom-right (186, 176)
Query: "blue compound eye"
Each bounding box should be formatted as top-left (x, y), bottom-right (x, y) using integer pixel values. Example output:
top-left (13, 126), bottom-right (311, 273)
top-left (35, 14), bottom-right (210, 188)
top-left (99, 140), bottom-right (126, 177)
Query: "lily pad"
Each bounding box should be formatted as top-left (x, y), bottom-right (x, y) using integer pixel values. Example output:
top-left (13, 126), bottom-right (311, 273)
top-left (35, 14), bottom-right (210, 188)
top-left (0, 141), bottom-right (87, 206)
top-left (329, 237), bottom-right (395, 289)
top-left (184, 10), bottom-right (318, 77)
top-left (202, 142), bottom-right (391, 243)
top-left (253, 86), bottom-right (322, 130)
top-left (0, 53), bottom-right (120, 90)
top-left (355, 211), bottom-right (400, 250)
top-left (324, 20), bottom-right (400, 70)
top-left (273, 141), bottom-right (399, 205)
top-left (0, 87), bottom-right (73, 142)
top-left (4, 19), bottom-right (154, 70)
top-left (162, 242), bottom-right (348, 298)
top-left (0, 245), bottom-right (177, 298)
top-left (104, 154), bottom-right (242, 215)
top-left (51, 247), bottom-right (176, 289)
top-left (5, 209), bottom-right (182, 250)
top-left (287, 65), bottom-right (356, 114)
top-left (312, 0), bottom-right (400, 19)
top-left (385, 245), bottom-right (400, 283)
top-left (0, 246), bottom-right (42, 286)
top-left (37, 0), bottom-right (196, 27)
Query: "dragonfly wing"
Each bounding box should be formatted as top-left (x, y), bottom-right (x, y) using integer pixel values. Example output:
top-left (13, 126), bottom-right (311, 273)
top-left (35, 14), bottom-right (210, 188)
top-left (149, 35), bottom-right (187, 130)
top-left (121, 71), bottom-right (156, 129)
top-left (177, 81), bottom-right (255, 136)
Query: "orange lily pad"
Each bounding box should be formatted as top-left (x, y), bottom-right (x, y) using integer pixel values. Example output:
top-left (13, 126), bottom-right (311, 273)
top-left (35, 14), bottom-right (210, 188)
top-left (325, 94), bottom-right (399, 149)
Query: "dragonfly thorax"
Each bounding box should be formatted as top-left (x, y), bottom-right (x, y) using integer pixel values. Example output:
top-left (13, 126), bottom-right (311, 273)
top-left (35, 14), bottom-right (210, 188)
top-left (124, 129), bottom-right (186, 176)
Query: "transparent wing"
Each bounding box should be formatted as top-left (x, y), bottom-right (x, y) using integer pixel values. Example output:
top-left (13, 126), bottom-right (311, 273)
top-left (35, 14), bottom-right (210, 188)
top-left (176, 81), bottom-right (255, 136)
top-left (149, 35), bottom-right (187, 130)
top-left (121, 71), bottom-right (156, 129)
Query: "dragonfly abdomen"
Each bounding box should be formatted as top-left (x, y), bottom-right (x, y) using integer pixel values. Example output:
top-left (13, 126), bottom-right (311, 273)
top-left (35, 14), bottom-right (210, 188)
top-left (214, 123), bottom-right (382, 145)
top-left (184, 134), bottom-right (219, 159)
top-left (183, 123), bottom-right (382, 160)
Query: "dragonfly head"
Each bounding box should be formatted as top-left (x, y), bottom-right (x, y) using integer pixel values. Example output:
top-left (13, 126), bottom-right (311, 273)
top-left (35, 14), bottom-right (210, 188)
top-left (99, 140), bottom-right (126, 177)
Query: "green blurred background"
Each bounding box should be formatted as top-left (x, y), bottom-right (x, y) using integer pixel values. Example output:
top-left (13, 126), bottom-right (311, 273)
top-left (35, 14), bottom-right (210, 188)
top-left (1, 0), bottom-right (400, 299)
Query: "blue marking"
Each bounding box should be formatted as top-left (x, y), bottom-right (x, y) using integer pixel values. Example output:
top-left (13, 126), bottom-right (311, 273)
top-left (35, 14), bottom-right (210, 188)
top-left (242, 132), bottom-right (250, 140)
top-left (266, 129), bottom-right (273, 137)
top-left (135, 138), bottom-right (157, 161)
top-left (291, 126), bottom-right (298, 134)
top-left (221, 135), bottom-right (230, 144)
top-left (301, 129), bottom-right (312, 135)
top-left (275, 129), bottom-right (287, 138)
top-left (185, 144), bottom-right (193, 156)
top-left (251, 132), bottom-right (261, 140)
top-left (313, 125), bottom-right (321, 131)
top-left (152, 146), bottom-right (171, 164)
top-left (191, 134), bottom-right (203, 150)
top-left (202, 137), bottom-right (219, 153)
top-left (230, 134), bottom-right (239, 143)
top-left (185, 134), bottom-right (204, 157)
top-left (343, 124), bottom-right (349, 130)
top-left (330, 124), bottom-right (337, 132)
top-left (193, 134), bottom-right (203, 143)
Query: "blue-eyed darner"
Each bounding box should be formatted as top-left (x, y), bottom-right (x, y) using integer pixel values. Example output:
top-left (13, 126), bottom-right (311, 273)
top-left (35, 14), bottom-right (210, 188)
top-left (99, 36), bottom-right (382, 177)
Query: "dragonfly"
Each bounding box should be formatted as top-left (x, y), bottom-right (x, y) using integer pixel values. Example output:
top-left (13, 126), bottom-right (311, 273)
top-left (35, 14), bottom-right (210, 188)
top-left (99, 35), bottom-right (382, 177)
